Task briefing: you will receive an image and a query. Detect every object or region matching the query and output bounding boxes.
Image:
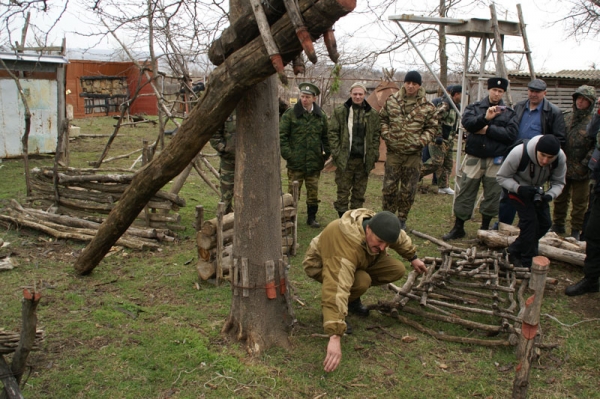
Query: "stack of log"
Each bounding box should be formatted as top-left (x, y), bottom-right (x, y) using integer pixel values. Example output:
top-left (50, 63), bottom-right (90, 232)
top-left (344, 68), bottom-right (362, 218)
top-left (372, 230), bottom-right (553, 347)
top-left (28, 167), bottom-right (185, 231)
top-left (196, 193), bottom-right (298, 280)
top-left (477, 222), bottom-right (585, 266)
top-left (0, 328), bottom-right (44, 354)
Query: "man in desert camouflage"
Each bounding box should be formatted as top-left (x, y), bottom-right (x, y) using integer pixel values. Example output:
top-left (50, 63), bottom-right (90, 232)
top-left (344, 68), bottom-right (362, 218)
top-left (379, 71), bottom-right (437, 230)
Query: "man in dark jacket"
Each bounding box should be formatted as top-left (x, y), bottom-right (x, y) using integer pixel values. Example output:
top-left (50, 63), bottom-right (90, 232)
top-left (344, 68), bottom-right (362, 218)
top-left (280, 82), bottom-right (330, 228)
top-left (329, 82), bottom-right (381, 217)
top-left (443, 77), bottom-right (519, 240)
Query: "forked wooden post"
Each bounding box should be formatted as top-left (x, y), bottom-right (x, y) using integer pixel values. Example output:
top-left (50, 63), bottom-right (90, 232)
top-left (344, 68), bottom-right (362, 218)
top-left (512, 256), bottom-right (550, 399)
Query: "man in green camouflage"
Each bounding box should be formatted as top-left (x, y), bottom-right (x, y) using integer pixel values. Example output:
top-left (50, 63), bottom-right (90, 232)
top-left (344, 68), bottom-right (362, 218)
top-left (380, 71), bottom-right (438, 230)
top-left (421, 85), bottom-right (462, 195)
top-left (328, 82), bottom-right (381, 218)
top-left (210, 112), bottom-right (236, 214)
top-left (280, 82), bottom-right (330, 228)
top-left (552, 85), bottom-right (597, 240)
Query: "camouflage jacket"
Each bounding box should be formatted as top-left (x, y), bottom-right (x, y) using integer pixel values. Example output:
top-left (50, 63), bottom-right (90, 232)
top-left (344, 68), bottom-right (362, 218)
top-left (563, 106), bottom-right (595, 180)
top-left (328, 99), bottom-right (381, 173)
top-left (280, 102), bottom-right (330, 174)
top-left (303, 208), bottom-right (417, 336)
top-left (209, 112), bottom-right (236, 161)
top-left (379, 86), bottom-right (438, 155)
top-left (431, 96), bottom-right (459, 142)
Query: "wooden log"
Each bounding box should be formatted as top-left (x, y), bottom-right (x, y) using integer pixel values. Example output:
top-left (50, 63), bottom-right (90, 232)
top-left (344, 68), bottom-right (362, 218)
top-left (477, 230), bottom-right (585, 266)
top-left (73, 0), bottom-right (356, 274)
top-left (512, 256), bottom-right (550, 398)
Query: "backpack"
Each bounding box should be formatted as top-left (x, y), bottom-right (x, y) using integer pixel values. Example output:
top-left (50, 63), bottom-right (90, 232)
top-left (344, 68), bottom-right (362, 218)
top-left (505, 138), bottom-right (559, 176)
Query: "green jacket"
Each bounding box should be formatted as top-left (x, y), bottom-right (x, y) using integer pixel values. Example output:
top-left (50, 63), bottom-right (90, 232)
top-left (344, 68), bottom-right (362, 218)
top-left (564, 106), bottom-right (595, 180)
top-left (328, 98), bottom-right (381, 173)
top-left (379, 86), bottom-right (438, 154)
top-left (303, 208), bottom-right (417, 336)
top-left (280, 102), bottom-right (330, 174)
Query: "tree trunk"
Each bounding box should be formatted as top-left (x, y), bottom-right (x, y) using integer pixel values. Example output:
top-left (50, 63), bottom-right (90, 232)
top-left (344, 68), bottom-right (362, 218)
top-left (221, 75), bottom-right (291, 352)
top-left (439, 0), bottom-right (448, 87)
top-left (72, 0), bottom-right (355, 275)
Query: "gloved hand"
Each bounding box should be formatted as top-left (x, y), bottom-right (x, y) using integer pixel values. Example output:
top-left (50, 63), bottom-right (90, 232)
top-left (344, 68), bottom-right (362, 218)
top-left (517, 185), bottom-right (537, 199)
top-left (543, 194), bottom-right (553, 203)
top-left (435, 136), bottom-right (444, 145)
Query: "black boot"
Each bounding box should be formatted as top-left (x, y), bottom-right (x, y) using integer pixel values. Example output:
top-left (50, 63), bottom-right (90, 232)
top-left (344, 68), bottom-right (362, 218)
top-left (480, 216), bottom-right (492, 231)
top-left (307, 205), bottom-right (321, 228)
top-left (345, 321), bottom-right (353, 335)
top-left (565, 277), bottom-right (600, 296)
top-left (348, 298), bottom-right (370, 317)
top-left (443, 218), bottom-right (466, 241)
top-left (550, 224), bottom-right (565, 234)
top-left (571, 230), bottom-right (581, 241)
top-left (338, 210), bottom-right (346, 218)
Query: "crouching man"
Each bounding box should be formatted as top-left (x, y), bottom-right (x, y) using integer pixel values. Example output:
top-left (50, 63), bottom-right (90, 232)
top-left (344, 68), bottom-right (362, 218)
top-left (496, 135), bottom-right (566, 268)
top-left (303, 209), bottom-right (427, 372)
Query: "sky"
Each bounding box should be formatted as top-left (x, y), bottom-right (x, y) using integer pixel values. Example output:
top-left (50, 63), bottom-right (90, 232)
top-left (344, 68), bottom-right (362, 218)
top-left (5, 0), bottom-right (599, 74)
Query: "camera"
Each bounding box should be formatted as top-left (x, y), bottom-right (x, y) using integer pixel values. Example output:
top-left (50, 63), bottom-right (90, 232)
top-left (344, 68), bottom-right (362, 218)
top-left (533, 186), bottom-right (545, 204)
top-left (497, 105), bottom-right (507, 112)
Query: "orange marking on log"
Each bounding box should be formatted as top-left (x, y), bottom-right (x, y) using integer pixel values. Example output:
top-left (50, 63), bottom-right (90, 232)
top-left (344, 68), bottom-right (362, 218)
top-left (525, 295), bottom-right (535, 306)
top-left (532, 255), bottom-right (550, 269)
top-left (266, 282), bottom-right (277, 299)
top-left (336, 0), bottom-right (357, 11)
top-left (23, 289), bottom-right (33, 300)
top-left (280, 279), bottom-right (286, 295)
top-left (34, 292), bottom-right (42, 301)
top-left (323, 29), bottom-right (339, 63)
top-left (522, 322), bottom-right (538, 340)
top-left (295, 28), bottom-right (317, 64)
top-left (270, 55), bottom-right (284, 74)
top-left (516, 362), bottom-right (522, 372)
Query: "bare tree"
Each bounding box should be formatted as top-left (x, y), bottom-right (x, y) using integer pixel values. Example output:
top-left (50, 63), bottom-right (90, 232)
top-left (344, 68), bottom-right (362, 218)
top-left (554, 0), bottom-right (600, 40)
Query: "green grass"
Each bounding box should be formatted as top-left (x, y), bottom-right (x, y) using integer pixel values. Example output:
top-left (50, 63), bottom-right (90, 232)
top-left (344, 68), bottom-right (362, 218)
top-left (1, 116), bottom-right (600, 398)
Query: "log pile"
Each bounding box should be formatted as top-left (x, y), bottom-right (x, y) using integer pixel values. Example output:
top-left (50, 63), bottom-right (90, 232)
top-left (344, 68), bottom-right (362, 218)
top-left (372, 230), bottom-right (552, 347)
top-left (477, 223), bottom-right (585, 267)
top-left (0, 328), bottom-right (44, 355)
top-left (27, 167), bottom-right (185, 232)
top-left (196, 193), bottom-right (298, 280)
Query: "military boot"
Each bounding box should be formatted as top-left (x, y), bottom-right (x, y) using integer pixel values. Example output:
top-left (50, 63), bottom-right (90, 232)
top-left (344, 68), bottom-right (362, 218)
top-left (480, 216), bottom-right (492, 231)
top-left (565, 277), bottom-right (600, 296)
top-left (307, 205), bottom-right (321, 228)
top-left (348, 298), bottom-right (370, 317)
top-left (443, 217), bottom-right (466, 241)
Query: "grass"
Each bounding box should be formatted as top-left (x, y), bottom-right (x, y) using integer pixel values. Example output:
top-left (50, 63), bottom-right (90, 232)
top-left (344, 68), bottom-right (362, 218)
top-left (1, 116), bottom-right (600, 398)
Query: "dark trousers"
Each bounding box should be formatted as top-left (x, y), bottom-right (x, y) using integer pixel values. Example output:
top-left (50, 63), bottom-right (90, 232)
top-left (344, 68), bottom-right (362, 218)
top-left (583, 194), bottom-right (600, 279)
top-left (498, 190), bottom-right (517, 225)
top-left (508, 194), bottom-right (552, 268)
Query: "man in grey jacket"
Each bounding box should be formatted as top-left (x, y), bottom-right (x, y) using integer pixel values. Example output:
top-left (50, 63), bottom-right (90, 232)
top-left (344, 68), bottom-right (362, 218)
top-left (496, 135), bottom-right (566, 268)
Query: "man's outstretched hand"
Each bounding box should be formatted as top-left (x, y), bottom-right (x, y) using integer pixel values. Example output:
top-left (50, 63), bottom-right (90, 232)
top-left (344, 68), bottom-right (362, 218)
top-left (323, 335), bottom-right (342, 372)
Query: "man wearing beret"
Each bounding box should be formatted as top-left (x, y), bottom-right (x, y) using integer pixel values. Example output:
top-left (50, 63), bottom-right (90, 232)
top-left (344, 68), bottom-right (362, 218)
top-left (443, 77), bottom-right (519, 240)
top-left (303, 209), bottom-right (427, 372)
top-left (328, 82), bottom-right (381, 217)
top-left (421, 84), bottom-right (462, 195)
top-left (496, 78), bottom-right (566, 228)
top-left (380, 71), bottom-right (438, 230)
top-left (280, 82), bottom-right (330, 228)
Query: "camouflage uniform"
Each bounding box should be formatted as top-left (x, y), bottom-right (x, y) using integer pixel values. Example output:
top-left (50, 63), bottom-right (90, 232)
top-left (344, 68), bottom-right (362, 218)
top-left (329, 98), bottom-right (381, 215)
top-left (553, 85), bottom-right (597, 232)
top-left (279, 102), bottom-right (330, 206)
top-left (210, 112), bottom-right (236, 214)
top-left (421, 98), bottom-right (458, 189)
top-left (380, 86), bottom-right (437, 221)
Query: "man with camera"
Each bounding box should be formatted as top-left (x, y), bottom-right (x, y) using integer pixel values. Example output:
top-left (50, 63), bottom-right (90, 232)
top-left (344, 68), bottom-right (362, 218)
top-left (496, 135), bottom-right (566, 269)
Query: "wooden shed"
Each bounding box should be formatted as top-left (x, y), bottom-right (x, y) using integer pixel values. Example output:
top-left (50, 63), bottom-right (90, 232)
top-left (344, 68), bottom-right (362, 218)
top-left (0, 52), bottom-right (68, 159)
top-left (65, 60), bottom-right (157, 119)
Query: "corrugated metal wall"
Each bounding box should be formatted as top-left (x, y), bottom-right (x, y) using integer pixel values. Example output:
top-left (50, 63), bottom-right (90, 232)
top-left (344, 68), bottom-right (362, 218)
top-left (66, 60), bottom-right (157, 118)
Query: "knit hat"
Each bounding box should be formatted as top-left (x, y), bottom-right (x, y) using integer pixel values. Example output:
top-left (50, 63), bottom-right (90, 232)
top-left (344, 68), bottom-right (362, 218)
top-left (350, 82), bottom-right (367, 93)
top-left (536, 134), bottom-right (561, 156)
top-left (366, 211), bottom-right (401, 243)
top-left (487, 77), bottom-right (509, 91)
top-left (404, 71), bottom-right (422, 86)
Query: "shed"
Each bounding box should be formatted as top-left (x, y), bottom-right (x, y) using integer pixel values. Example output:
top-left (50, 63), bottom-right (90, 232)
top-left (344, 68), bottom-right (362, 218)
top-left (0, 52), bottom-right (68, 159)
top-left (65, 59), bottom-right (157, 119)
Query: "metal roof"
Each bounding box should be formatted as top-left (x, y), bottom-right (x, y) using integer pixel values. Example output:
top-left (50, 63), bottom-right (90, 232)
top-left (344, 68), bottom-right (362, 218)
top-left (0, 52), bottom-right (68, 64)
top-left (509, 70), bottom-right (600, 80)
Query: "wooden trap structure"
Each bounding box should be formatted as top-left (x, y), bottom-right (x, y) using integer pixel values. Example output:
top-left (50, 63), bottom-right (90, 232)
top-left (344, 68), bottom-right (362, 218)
top-left (373, 231), bottom-right (551, 349)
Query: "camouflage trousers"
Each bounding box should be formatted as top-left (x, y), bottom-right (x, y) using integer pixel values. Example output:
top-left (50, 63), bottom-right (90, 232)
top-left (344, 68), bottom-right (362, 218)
top-left (553, 178), bottom-right (590, 231)
top-left (382, 152), bottom-right (421, 221)
top-left (453, 155), bottom-right (502, 221)
top-left (219, 155), bottom-right (235, 213)
top-left (333, 157), bottom-right (369, 213)
top-left (421, 139), bottom-right (453, 188)
top-left (287, 169), bottom-right (321, 206)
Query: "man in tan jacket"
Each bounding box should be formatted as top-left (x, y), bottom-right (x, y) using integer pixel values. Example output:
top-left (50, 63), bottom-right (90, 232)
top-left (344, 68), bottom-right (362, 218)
top-left (303, 209), bottom-right (427, 372)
